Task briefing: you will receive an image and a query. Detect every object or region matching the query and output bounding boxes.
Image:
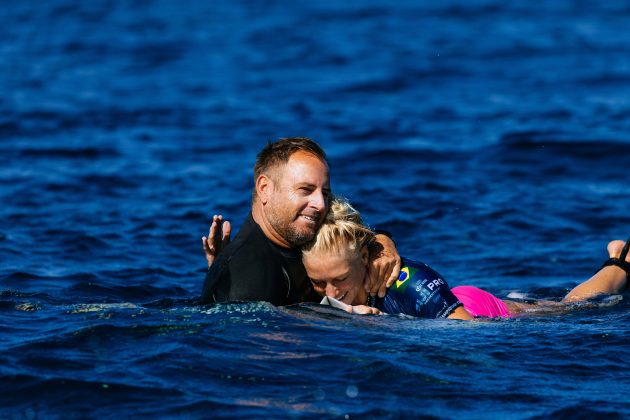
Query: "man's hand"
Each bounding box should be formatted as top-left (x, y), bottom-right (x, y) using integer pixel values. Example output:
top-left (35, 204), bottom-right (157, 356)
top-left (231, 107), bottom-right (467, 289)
top-left (365, 234), bottom-right (401, 298)
top-left (201, 215), bottom-right (231, 268)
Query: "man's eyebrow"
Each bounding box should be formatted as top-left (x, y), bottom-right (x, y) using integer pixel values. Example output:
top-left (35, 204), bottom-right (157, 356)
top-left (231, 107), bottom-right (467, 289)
top-left (296, 182), bottom-right (329, 189)
top-left (294, 182), bottom-right (331, 194)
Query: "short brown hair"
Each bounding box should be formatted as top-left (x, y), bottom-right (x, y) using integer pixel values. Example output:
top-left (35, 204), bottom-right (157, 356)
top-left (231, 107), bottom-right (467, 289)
top-left (253, 137), bottom-right (328, 183)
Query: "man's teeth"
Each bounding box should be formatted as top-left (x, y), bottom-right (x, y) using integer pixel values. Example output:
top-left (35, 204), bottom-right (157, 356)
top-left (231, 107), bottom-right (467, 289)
top-left (301, 215), bottom-right (316, 221)
top-left (337, 292), bottom-right (347, 301)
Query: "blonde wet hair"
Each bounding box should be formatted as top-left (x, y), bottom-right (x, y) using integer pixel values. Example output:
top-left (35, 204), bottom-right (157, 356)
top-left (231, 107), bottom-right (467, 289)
top-left (302, 197), bottom-right (375, 258)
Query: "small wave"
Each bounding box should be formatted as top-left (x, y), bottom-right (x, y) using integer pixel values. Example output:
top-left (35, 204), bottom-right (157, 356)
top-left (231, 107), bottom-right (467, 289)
top-left (498, 131), bottom-right (630, 156)
top-left (69, 302), bottom-right (139, 314)
top-left (338, 67), bottom-right (470, 94)
top-left (99, 267), bottom-right (181, 280)
top-left (66, 282), bottom-right (189, 301)
top-left (355, 147), bottom-right (456, 161)
top-left (0, 374), bottom-right (182, 412)
top-left (0, 288), bottom-right (62, 307)
top-left (127, 40), bottom-right (187, 70)
top-left (579, 73), bottom-right (630, 87)
top-left (78, 174), bottom-right (140, 189)
top-left (19, 147), bottom-right (120, 159)
top-left (2, 106), bottom-right (206, 138)
top-left (531, 404), bottom-right (626, 420)
top-left (197, 301), bottom-right (279, 315)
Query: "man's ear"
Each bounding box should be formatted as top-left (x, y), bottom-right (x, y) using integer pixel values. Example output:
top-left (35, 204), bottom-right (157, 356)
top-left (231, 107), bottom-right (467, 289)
top-left (256, 174), bottom-right (271, 205)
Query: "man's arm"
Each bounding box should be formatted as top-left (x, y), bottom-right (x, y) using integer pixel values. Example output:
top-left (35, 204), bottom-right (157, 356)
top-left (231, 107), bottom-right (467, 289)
top-left (365, 234), bottom-right (401, 298)
top-left (201, 245), bottom-right (290, 306)
top-left (200, 264), bottom-right (221, 303)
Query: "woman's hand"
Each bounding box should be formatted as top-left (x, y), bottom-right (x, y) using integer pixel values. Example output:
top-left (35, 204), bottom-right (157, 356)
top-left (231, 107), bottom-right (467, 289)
top-left (365, 234), bottom-right (401, 298)
top-left (202, 214), bottom-right (231, 268)
top-left (347, 305), bottom-right (383, 315)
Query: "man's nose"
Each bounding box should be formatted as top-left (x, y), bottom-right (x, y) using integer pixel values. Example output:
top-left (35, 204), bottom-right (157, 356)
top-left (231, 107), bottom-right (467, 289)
top-left (325, 283), bottom-right (338, 298)
top-left (310, 190), bottom-right (326, 211)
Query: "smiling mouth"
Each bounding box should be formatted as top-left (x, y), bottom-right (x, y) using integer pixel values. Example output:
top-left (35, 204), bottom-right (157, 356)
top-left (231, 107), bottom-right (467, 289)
top-left (337, 291), bottom-right (348, 302)
top-left (299, 214), bottom-right (318, 224)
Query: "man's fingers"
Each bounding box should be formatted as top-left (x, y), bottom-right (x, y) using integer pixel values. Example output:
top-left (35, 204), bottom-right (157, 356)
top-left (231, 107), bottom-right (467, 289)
top-left (208, 215), bottom-right (219, 239)
top-left (201, 236), bottom-right (213, 254)
top-left (210, 215), bottom-right (223, 239)
top-left (377, 259), bottom-right (401, 298)
top-left (377, 280), bottom-right (388, 299)
top-left (204, 214), bottom-right (229, 269)
top-left (386, 258), bottom-right (402, 288)
top-left (370, 266), bottom-right (387, 296)
top-left (365, 269), bottom-right (377, 295)
top-left (202, 236), bottom-right (216, 267)
top-left (207, 215), bottom-right (230, 251)
top-left (222, 221), bottom-right (232, 245)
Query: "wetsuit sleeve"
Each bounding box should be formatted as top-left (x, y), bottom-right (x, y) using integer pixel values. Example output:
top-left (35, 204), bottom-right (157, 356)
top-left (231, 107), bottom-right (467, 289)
top-left (202, 248), bottom-right (290, 306)
top-left (199, 268), bottom-right (218, 304)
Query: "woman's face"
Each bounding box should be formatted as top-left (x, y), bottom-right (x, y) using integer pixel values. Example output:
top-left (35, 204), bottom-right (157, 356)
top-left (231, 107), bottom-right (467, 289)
top-left (303, 245), bottom-right (369, 305)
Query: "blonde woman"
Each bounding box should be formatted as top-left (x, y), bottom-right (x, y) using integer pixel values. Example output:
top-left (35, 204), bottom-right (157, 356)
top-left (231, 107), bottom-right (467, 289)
top-left (302, 197), bottom-right (630, 319)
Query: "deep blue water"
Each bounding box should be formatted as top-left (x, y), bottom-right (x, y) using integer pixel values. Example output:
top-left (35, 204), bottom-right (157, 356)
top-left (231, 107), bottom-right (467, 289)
top-left (2, 1), bottom-right (630, 418)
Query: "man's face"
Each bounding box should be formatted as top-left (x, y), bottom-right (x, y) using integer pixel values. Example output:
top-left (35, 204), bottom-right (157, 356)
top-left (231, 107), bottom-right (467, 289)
top-left (264, 151), bottom-right (331, 247)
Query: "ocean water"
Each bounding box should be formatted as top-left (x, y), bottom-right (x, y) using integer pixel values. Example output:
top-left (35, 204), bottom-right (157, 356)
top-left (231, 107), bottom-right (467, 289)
top-left (2, 0), bottom-right (630, 418)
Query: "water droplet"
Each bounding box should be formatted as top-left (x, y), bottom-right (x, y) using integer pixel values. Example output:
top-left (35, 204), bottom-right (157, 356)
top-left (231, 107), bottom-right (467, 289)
top-left (314, 388), bottom-right (325, 401)
top-left (346, 385), bottom-right (358, 398)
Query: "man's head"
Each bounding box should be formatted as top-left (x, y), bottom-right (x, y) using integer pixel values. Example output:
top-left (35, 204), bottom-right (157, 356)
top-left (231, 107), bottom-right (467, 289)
top-left (252, 137), bottom-right (331, 248)
top-left (253, 137), bottom-right (328, 186)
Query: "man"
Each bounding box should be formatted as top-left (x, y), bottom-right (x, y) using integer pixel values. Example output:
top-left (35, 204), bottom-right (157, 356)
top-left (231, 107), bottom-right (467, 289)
top-left (199, 137), bottom-right (400, 306)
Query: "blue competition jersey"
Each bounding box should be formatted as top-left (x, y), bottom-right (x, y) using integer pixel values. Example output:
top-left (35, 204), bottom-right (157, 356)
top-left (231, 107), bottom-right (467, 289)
top-left (374, 258), bottom-right (462, 318)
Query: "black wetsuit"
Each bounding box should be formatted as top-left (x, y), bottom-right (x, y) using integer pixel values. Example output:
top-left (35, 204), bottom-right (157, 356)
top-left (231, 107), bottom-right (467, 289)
top-left (199, 214), bottom-right (320, 306)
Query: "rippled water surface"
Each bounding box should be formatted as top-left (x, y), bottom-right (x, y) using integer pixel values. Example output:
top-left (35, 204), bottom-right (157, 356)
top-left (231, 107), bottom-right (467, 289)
top-left (2, 1), bottom-right (630, 418)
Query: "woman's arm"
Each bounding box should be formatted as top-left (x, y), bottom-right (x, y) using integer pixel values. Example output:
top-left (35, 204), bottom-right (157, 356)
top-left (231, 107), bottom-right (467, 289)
top-left (447, 305), bottom-right (474, 320)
